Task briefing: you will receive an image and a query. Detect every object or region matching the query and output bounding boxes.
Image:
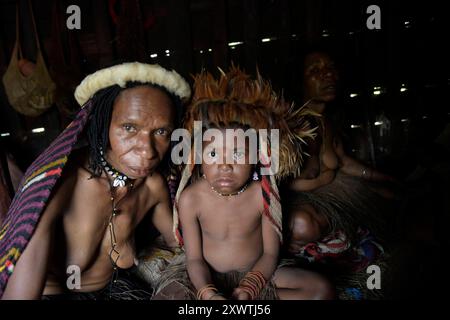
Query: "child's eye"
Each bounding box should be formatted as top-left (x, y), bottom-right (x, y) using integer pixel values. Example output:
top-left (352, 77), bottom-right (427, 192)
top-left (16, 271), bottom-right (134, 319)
top-left (233, 151), bottom-right (244, 161)
top-left (123, 124), bottom-right (136, 132)
top-left (207, 149), bottom-right (217, 158)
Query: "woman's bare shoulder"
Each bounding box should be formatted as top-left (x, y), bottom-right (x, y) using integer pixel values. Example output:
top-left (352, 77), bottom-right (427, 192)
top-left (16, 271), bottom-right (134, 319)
top-left (144, 171), bottom-right (167, 190)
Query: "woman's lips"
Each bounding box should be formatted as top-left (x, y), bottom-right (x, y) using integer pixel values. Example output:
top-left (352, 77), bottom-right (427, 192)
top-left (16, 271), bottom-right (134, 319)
top-left (322, 84), bottom-right (336, 91)
top-left (129, 166), bottom-right (151, 176)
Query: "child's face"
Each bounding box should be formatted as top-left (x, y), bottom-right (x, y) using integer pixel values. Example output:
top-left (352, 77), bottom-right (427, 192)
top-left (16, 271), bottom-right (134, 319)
top-left (201, 128), bottom-right (253, 194)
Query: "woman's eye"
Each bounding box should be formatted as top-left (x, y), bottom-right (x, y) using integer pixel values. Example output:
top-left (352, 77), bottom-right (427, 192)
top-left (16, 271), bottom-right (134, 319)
top-left (155, 128), bottom-right (168, 136)
top-left (123, 124), bottom-right (136, 132)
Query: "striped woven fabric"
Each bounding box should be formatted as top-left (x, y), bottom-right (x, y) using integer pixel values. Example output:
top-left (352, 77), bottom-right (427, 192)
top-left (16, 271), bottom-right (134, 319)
top-left (0, 101), bottom-right (93, 296)
top-left (259, 143), bottom-right (282, 242)
top-left (260, 174), bottom-right (282, 241)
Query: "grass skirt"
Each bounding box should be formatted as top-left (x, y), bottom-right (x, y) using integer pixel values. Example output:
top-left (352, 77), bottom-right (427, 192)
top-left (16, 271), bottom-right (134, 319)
top-left (136, 249), bottom-right (278, 300)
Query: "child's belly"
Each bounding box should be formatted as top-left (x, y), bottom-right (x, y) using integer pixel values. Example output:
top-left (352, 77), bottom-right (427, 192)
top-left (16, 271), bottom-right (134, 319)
top-left (203, 239), bottom-right (263, 273)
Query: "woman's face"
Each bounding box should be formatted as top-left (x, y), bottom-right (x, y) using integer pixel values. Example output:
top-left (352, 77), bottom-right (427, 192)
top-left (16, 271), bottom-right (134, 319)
top-left (201, 128), bottom-right (253, 195)
top-left (303, 52), bottom-right (339, 103)
top-left (106, 86), bottom-right (175, 179)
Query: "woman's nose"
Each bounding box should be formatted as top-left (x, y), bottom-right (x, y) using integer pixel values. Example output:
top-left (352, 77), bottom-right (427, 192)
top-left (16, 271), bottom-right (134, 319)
top-left (137, 135), bottom-right (157, 159)
top-left (323, 67), bottom-right (337, 79)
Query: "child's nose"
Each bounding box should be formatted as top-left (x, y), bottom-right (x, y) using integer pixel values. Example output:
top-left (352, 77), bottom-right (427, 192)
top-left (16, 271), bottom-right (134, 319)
top-left (218, 163), bottom-right (233, 173)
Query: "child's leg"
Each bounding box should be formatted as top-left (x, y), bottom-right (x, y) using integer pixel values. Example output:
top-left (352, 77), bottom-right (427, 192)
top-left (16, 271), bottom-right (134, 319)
top-left (273, 266), bottom-right (335, 300)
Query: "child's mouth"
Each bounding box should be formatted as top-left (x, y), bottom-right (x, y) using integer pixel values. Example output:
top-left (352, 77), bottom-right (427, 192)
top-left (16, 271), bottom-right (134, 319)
top-left (215, 177), bottom-right (234, 187)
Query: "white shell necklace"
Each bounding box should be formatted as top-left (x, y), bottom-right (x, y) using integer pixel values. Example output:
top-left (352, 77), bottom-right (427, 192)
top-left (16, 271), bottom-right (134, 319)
top-left (99, 149), bottom-right (130, 188)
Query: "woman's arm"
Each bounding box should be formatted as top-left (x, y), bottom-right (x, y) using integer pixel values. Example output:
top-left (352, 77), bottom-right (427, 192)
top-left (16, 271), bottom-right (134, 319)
top-left (2, 214), bottom-right (55, 299)
top-left (289, 169), bottom-right (335, 191)
top-left (2, 174), bottom-right (74, 299)
top-left (150, 175), bottom-right (178, 248)
top-left (334, 137), bottom-right (393, 182)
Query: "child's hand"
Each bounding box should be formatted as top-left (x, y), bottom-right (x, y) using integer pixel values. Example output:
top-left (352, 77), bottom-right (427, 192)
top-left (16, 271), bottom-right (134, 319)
top-left (209, 294), bottom-right (227, 300)
top-left (232, 287), bottom-right (251, 300)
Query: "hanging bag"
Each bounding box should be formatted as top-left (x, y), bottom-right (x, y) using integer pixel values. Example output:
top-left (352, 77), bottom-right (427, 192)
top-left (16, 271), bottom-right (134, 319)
top-left (2, 0), bottom-right (55, 117)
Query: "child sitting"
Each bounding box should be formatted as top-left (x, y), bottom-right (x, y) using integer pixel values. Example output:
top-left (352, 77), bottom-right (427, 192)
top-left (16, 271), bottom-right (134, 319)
top-left (150, 67), bottom-right (334, 300)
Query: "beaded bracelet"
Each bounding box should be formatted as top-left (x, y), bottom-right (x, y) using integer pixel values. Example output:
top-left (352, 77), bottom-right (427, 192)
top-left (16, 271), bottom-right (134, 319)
top-left (239, 284), bottom-right (257, 299)
top-left (238, 271), bottom-right (267, 300)
top-left (242, 271), bottom-right (266, 288)
top-left (196, 284), bottom-right (218, 300)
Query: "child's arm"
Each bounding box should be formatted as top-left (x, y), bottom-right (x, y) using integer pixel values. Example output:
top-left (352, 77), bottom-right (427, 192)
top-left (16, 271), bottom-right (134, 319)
top-left (233, 213), bottom-right (280, 300)
top-left (150, 175), bottom-right (178, 248)
top-left (179, 191), bottom-right (225, 300)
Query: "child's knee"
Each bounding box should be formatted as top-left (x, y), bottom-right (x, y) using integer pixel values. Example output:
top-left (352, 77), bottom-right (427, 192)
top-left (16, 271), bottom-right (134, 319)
top-left (274, 267), bottom-right (335, 300)
top-left (313, 275), bottom-right (335, 300)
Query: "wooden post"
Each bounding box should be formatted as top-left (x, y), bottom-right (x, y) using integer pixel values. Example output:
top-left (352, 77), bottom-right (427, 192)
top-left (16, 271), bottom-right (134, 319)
top-left (211, 0), bottom-right (228, 70)
top-left (243, 0), bottom-right (259, 72)
top-left (304, 0), bottom-right (323, 44)
top-left (166, 0), bottom-right (193, 77)
top-left (93, 0), bottom-right (114, 66)
top-left (115, 0), bottom-right (146, 62)
top-left (278, 0), bottom-right (292, 92)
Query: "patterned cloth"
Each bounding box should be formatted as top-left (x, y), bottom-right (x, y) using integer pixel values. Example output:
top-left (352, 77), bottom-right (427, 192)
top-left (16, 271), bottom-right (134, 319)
top-left (290, 227), bottom-right (387, 300)
top-left (294, 227), bottom-right (384, 273)
top-left (0, 102), bottom-right (93, 296)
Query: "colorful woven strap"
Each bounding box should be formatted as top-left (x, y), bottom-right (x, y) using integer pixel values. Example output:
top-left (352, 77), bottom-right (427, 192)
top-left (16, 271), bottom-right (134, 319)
top-left (0, 101), bottom-right (93, 296)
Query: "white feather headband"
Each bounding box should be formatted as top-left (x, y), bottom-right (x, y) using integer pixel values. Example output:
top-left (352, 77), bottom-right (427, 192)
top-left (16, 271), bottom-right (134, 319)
top-left (74, 62), bottom-right (191, 106)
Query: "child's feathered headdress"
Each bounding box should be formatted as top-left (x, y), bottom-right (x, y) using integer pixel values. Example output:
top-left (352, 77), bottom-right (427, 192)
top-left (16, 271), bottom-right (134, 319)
top-left (173, 66), bottom-right (317, 245)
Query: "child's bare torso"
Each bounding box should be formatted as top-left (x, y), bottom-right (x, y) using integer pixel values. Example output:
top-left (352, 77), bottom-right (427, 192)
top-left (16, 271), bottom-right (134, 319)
top-left (43, 163), bottom-right (157, 295)
top-left (189, 180), bottom-right (264, 273)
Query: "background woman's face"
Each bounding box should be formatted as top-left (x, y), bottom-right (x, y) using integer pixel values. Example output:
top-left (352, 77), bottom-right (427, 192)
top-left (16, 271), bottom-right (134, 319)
top-left (106, 86), bottom-right (175, 179)
top-left (303, 52), bottom-right (339, 103)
